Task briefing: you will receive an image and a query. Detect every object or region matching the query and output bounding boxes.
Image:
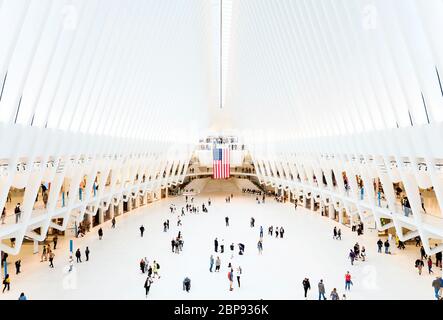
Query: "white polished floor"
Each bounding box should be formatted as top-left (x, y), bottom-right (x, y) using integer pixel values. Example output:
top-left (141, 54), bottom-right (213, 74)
top-left (1, 180), bottom-right (439, 300)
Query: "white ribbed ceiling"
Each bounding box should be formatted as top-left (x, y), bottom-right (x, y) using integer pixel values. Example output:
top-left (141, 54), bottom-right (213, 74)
top-left (0, 0), bottom-right (442, 143)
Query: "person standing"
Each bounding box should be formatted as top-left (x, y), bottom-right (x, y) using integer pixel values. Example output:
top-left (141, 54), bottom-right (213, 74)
top-left (220, 239), bottom-right (225, 253)
top-left (259, 226), bottom-right (263, 238)
top-left (171, 239), bottom-right (176, 253)
top-left (15, 260), bottom-right (21, 275)
top-left (377, 239), bottom-right (383, 253)
top-left (2, 274), bottom-right (10, 293)
top-left (15, 203), bottom-right (21, 223)
top-left (215, 256), bottom-right (221, 272)
top-left (83, 247), bottom-right (89, 261)
top-left (302, 278), bottom-right (311, 299)
top-left (111, 217), bottom-right (116, 228)
top-left (140, 225), bottom-right (145, 237)
top-left (41, 245), bottom-right (48, 262)
top-left (144, 276), bottom-right (153, 297)
top-left (75, 249), bottom-right (82, 263)
top-left (140, 259), bottom-right (146, 273)
top-left (384, 239), bottom-right (390, 254)
top-left (236, 266), bottom-right (242, 288)
top-left (251, 217), bottom-right (255, 228)
top-left (345, 272), bottom-right (352, 291)
top-left (18, 292), bottom-right (27, 300)
top-left (333, 227), bottom-right (337, 239)
top-left (1, 207), bottom-right (5, 224)
top-left (52, 235), bottom-right (58, 250)
top-left (209, 255), bottom-right (214, 272)
top-left (225, 216), bottom-right (229, 227)
top-left (280, 227), bottom-right (284, 238)
top-left (318, 280), bottom-right (326, 300)
top-left (98, 228), bottom-right (103, 240)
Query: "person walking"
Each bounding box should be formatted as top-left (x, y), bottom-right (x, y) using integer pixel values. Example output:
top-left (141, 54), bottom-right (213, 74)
top-left (257, 240), bottom-right (263, 255)
top-left (140, 225), bottom-right (145, 237)
top-left (98, 228), bottom-right (103, 240)
top-left (236, 266), bottom-right (242, 288)
top-left (333, 227), bottom-right (337, 239)
top-left (53, 235), bottom-right (58, 250)
top-left (318, 280), bottom-right (326, 300)
top-left (361, 246), bottom-right (366, 262)
top-left (68, 256), bottom-right (74, 272)
top-left (183, 277), bottom-right (191, 292)
top-left (144, 276), bottom-right (153, 297)
top-left (431, 277), bottom-right (442, 300)
top-left (225, 216), bottom-right (229, 227)
top-left (14, 260), bottom-right (21, 275)
top-left (420, 246), bottom-right (427, 260)
top-left (40, 245), bottom-right (47, 262)
top-left (349, 250), bottom-right (356, 266)
top-left (259, 226), bottom-right (263, 238)
top-left (2, 274), bottom-right (10, 293)
top-left (337, 229), bottom-right (341, 240)
top-left (215, 256), bottom-right (221, 272)
top-left (302, 278), bottom-right (311, 299)
top-left (228, 268), bottom-right (234, 291)
top-left (85, 247), bottom-right (90, 261)
top-left (111, 217), bottom-right (116, 228)
top-left (428, 257), bottom-right (434, 274)
top-left (153, 261), bottom-right (161, 279)
top-left (1, 207), bottom-right (6, 224)
top-left (49, 252), bottom-right (55, 268)
top-left (75, 249), bottom-right (82, 263)
top-left (209, 255), bottom-right (214, 272)
top-left (280, 227), bottom-right (284, 238)
top-left (214, 238), bottom-right (218, 252)
top-left (220, 239), bottom-right (225, 253)
top-left (415, 258), bottom-right (425, 275)
top-left (345, 271), bottom-right (352, 291)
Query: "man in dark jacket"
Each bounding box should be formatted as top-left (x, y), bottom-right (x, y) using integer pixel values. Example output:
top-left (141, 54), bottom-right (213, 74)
top-left (302, 278), bottom-right (311, 299)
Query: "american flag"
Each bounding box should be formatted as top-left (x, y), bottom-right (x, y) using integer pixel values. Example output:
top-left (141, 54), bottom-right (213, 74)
top-left (213, 147), bottom-right (230, 179)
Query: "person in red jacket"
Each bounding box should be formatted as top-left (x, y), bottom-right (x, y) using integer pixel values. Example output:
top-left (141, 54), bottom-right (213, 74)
top-left (428, 257), bottom-right (434, 274)
top-left (345, 271), bottom-right (352, 291)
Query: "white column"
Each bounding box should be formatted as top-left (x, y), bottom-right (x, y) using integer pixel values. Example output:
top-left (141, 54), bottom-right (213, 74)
top-left (33, 240), bottom-right (39, 254)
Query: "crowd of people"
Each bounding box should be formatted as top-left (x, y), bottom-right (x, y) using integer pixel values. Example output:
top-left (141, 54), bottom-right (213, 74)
top-left (2, 184), bottom-right (443, 301)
